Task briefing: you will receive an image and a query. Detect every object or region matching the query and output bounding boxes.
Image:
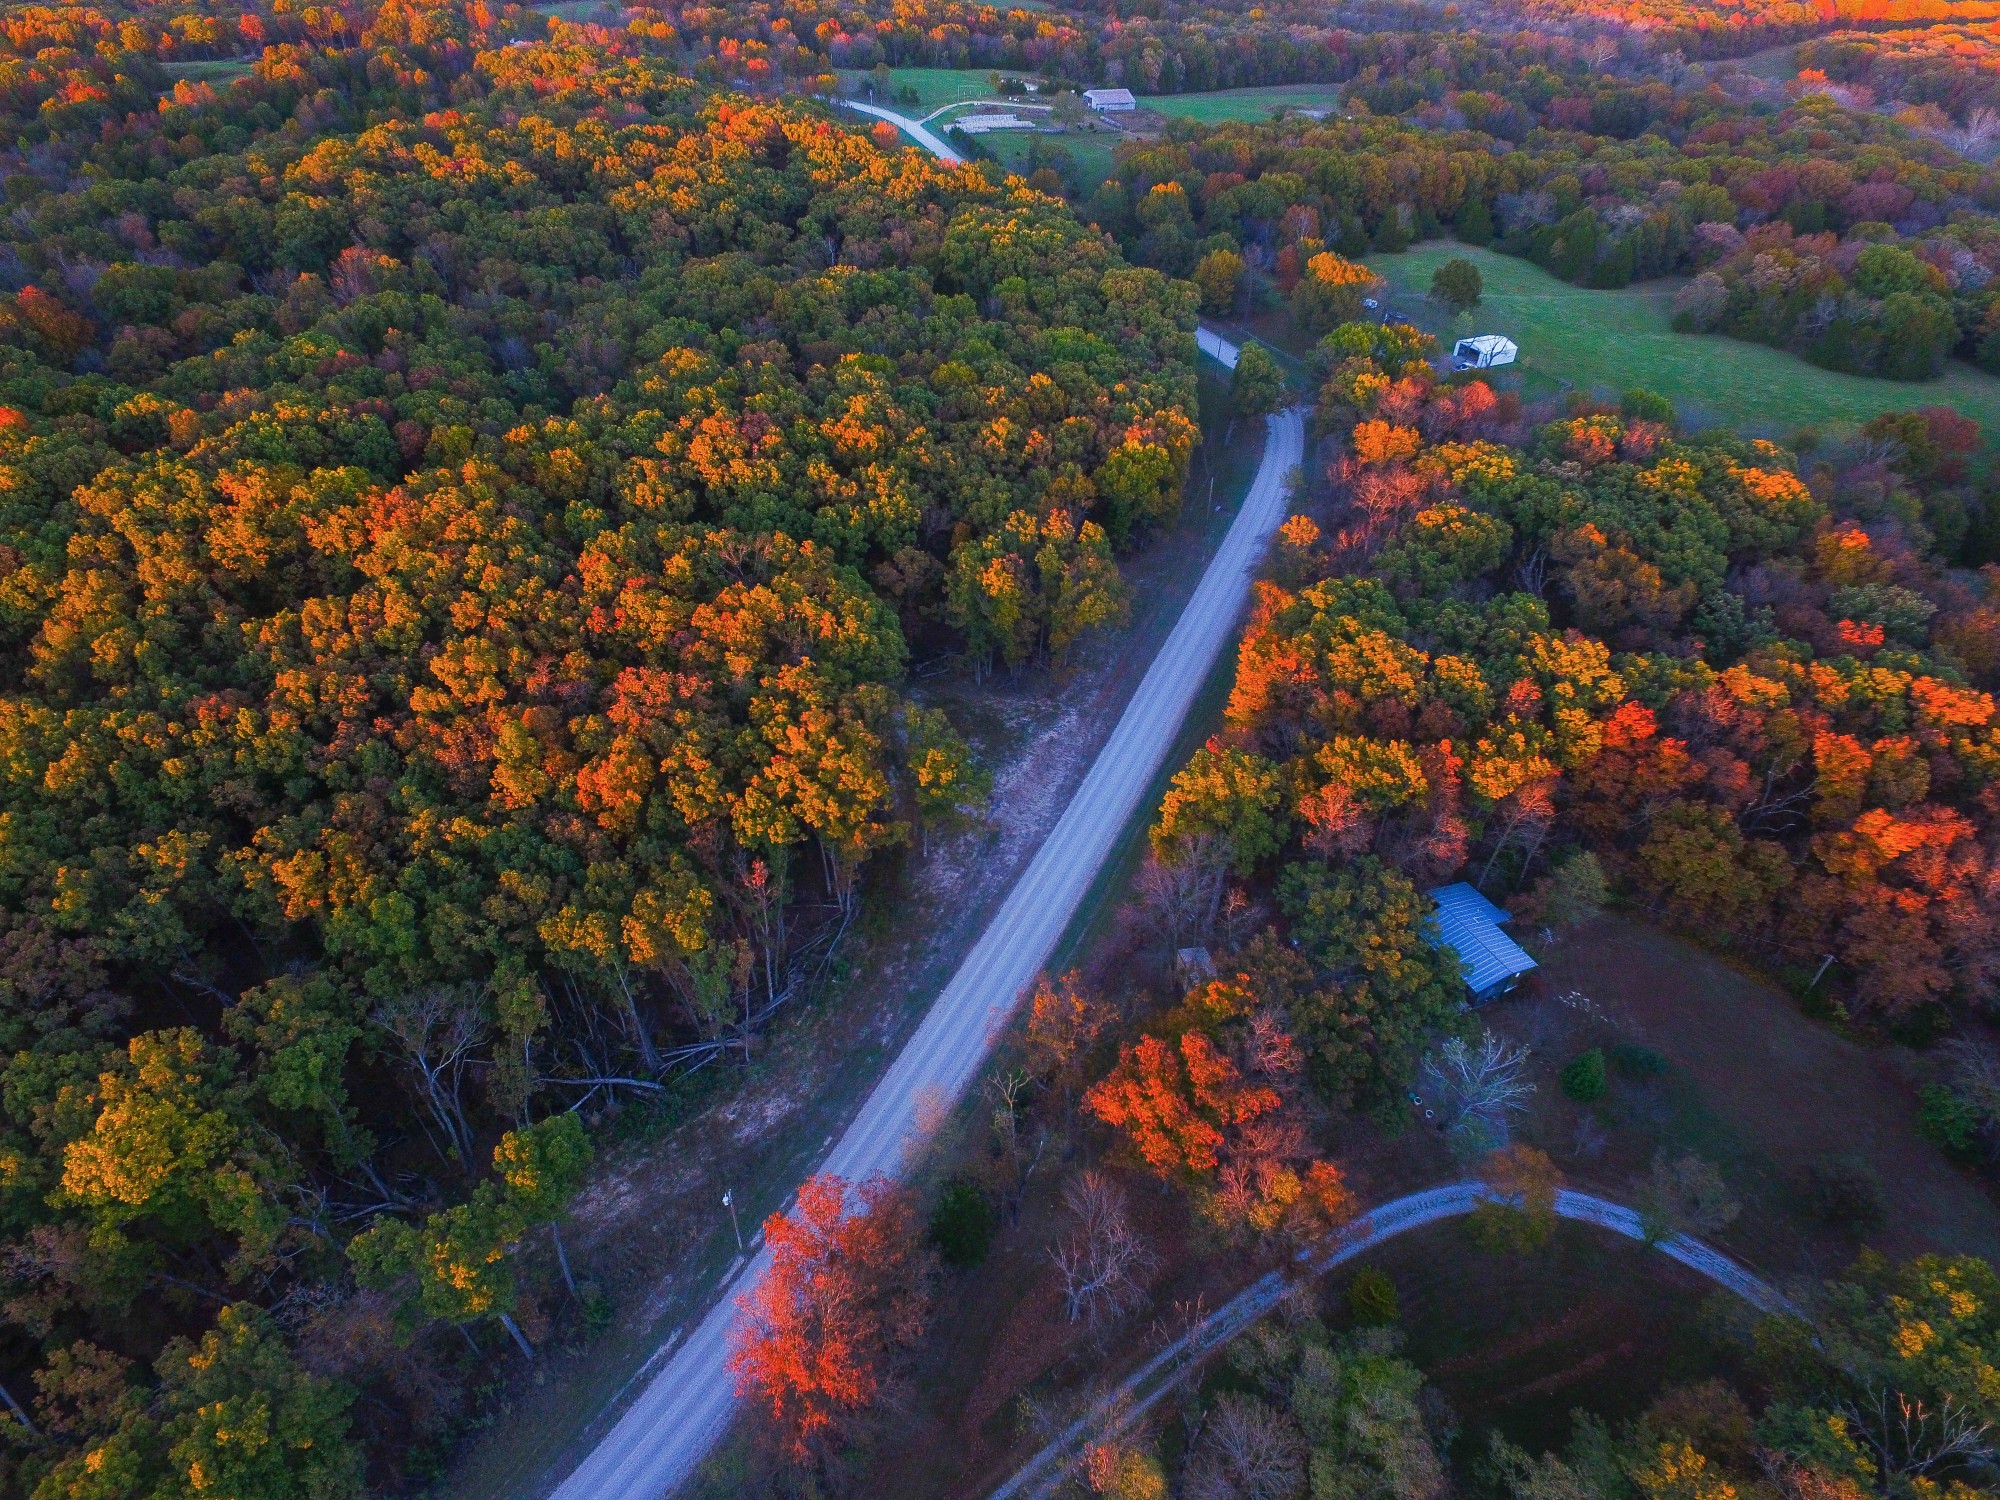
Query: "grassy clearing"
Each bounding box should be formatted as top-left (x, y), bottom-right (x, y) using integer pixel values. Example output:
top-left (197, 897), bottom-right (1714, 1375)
top-left (836, 66), bottom-right (1025, 112)
top-left (1522, 916), bottom-right (2000, 1267)
top-left (1353, 1221), bottom-right (1733, 1460)
top-left (1365, 241), bottom-right (2000, 441)
top-left (161, 57), bottom-right (256, 84)
top-left (528, 0), bottom-right (620, 16)
top-left (1731, 42), bottom-right (1801, 81)
top-left (1143, 82), bottom-right (1344, 122)
top-left (978, 127), bottom-right (1119, 188)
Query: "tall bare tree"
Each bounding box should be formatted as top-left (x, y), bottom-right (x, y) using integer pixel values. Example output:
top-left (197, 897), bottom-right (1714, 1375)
top-left (1050, 1172), bottom-right (1153, 1332)
top-left (1422, 1030), bottom-right (1535, 1156)
top-left (373, 985), bottom-right (486, 1169)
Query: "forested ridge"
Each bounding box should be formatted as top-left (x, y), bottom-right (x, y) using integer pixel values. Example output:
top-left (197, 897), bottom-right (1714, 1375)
top-left (0, 3), bottom-right (1201, 1488)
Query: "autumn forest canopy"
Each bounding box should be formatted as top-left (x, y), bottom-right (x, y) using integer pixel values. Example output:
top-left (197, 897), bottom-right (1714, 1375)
top-left (9, 0), bottom-right (2000, 1488)
top-left (0, 0), bottom-right (1210, 1487)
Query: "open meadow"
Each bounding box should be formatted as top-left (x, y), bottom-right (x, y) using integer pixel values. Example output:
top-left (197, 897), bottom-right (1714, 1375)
top-left (1141, 82), bottom-right (1344, 121)
top-left (1368, 241), bottom-right (2000, 439)
top-left (836, 66), bottom-right (1019, 111)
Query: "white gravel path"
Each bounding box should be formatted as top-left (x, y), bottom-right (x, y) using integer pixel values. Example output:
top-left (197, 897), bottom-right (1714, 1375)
top-left (987, 1183), bottom-right (1795, 1500)
top-left (835, 99), bottom-right (966, 162)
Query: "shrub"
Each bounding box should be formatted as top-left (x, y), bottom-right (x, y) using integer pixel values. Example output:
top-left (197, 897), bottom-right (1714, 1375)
top-left (1620, 388), bottom-right (1676, 426)
top-left (928, 1178), bottom-right (998, 1268)
top-left (1561, 1048), bottom-right (1608, 1102)
top-left (1348, 1267), bottom-right (1399, 1324)
top-left (1430, 257), bottom-right (1483, 315)
top-left (1804, 1153), bottom-right (1886, 1231)
top-left (1611, 1043), bottom-right (1668, 1079)
top-left (1919, 1082), bottom-right (1983, 1164)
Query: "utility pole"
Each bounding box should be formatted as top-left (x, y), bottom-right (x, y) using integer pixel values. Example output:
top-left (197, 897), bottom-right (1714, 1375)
top-left (723, 1188), bottom-right (743, 1252)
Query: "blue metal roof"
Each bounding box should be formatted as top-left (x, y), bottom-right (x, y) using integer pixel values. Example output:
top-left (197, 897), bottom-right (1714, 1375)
top-left (1427, 882), bottom-right (1538, 999)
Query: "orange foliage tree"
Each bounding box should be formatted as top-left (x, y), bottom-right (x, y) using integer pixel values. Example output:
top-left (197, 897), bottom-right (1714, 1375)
top-left (727, 1174), bottom-right (933, 1462)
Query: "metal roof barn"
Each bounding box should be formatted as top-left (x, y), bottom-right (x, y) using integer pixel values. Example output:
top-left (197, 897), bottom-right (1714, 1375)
top-left (1427, 882), bottom-right (1537, 1004)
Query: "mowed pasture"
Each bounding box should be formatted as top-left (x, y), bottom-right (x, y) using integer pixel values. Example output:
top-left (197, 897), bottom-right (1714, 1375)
top-left (161, 56), bottom-right (257, 84)
top-left (836, 66), bottom-right (1022, 111)
top-left (979, 128), bottom-right (1119, 189)
top-left (526, 0), bottom-right (622, 17)
top-left (1142, 82), bottom-right (1345, 121)
top-left (1367, 241), bottom-right (2000, 440)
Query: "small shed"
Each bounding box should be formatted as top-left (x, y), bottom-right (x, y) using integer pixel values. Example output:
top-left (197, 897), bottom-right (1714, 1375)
top-left (1426, 882), bottom-right (1537, 1005)
top-left (1451, 334), bottom-right (1517, 371)
top-left (1175, 947), bottom-right (1218, 989)
top-left (1084, 87), bottom-right (1137, 111)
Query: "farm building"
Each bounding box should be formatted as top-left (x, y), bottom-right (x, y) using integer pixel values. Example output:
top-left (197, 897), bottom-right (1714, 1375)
top-left (1426, 883), bottom-right (1537, 1004)
top-left (1451, 334), bottom-right (1517, 370)
top-left (1084, 87), bottom-right (1137, 111)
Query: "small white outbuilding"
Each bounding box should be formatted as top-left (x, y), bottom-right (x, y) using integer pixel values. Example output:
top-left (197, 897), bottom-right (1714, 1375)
top-left (1083, 87), bottom-right (1137, 111)
top-left (1451, 334), bottom-right (1518, 371)
top-left (954, 113), bottom-right (1034, 133)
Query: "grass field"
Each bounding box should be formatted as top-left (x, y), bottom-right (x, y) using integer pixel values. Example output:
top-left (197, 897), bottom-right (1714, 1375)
top-left (836, 66), bottom-right (1026, 112)
top-left (979, 127), bottom-right (1119, 188)
top-left (161, 57), bottom-right (256, 84)
top-left (528, 0), bottom-right (620, 16)
top-left (1731, 41), bottom-right (1801, 81)
top-left (1367, 241), bottom-right (2000, 440)
top-left (1142, 82), bottom-right (1343, 122)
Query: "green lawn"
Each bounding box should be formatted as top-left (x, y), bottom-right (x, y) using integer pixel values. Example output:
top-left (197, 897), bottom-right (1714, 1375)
top-left (161, 57), bottom-right (256, 85)
top-left (1142, 83), bottom-right (1343, 123)
top-left (837, 67), bottom-right (1033, 112)
top-left (529, 0), bottom-right (621, 16)
top-left (980, 127), bottom-right (1118, 188)
top-left (1366, 241), bottom-right (2000, 441)
top-left (1732, 42), bottom-right (1801, 81)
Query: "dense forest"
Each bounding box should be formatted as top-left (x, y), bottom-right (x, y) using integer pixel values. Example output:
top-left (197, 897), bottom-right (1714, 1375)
top-left (0, 0), bottom-right (1204, 1487)
top-left (9, 0), bottom-right (2000, 1486)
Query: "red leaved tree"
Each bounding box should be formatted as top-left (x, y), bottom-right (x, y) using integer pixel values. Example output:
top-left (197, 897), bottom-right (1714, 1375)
top-left (727, 1173), bottom-right (932, 1462)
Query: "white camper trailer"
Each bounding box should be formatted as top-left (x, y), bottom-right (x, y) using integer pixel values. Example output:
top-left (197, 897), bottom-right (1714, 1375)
top-left (1452, 334), bottom-right (1518, 371)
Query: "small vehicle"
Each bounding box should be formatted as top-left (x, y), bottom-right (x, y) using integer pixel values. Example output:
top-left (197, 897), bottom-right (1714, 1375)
top-left (1362, 296), bottom-right (1380, 310)
top-left (1451, 334), bottom-right (1518, 370)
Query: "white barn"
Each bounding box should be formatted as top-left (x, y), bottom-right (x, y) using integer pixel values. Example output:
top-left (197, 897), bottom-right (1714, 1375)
top-left (1451, 334), bottom-right (1517, 371)
top-left (1083, 87), bottom-right (1137, 111)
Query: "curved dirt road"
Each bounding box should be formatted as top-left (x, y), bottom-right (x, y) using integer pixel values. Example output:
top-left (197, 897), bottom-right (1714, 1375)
top-left (988, 1182), bottom-right (1794, 1500)
top-left (543, 378), bottom-right (1305, 1499)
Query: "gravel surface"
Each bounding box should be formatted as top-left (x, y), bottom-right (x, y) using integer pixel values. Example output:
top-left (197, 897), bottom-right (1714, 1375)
top-left (986, 1183), bottom-right (1793, 1500)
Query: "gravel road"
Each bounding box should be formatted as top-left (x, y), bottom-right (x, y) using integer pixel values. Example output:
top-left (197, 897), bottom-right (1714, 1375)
top-left (542, 367), bottom-right (1305, 1499)
top-left (987, 1183), bottom-right (1794, 1500)
top-left (835, 99), bottom-right (965, 162)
